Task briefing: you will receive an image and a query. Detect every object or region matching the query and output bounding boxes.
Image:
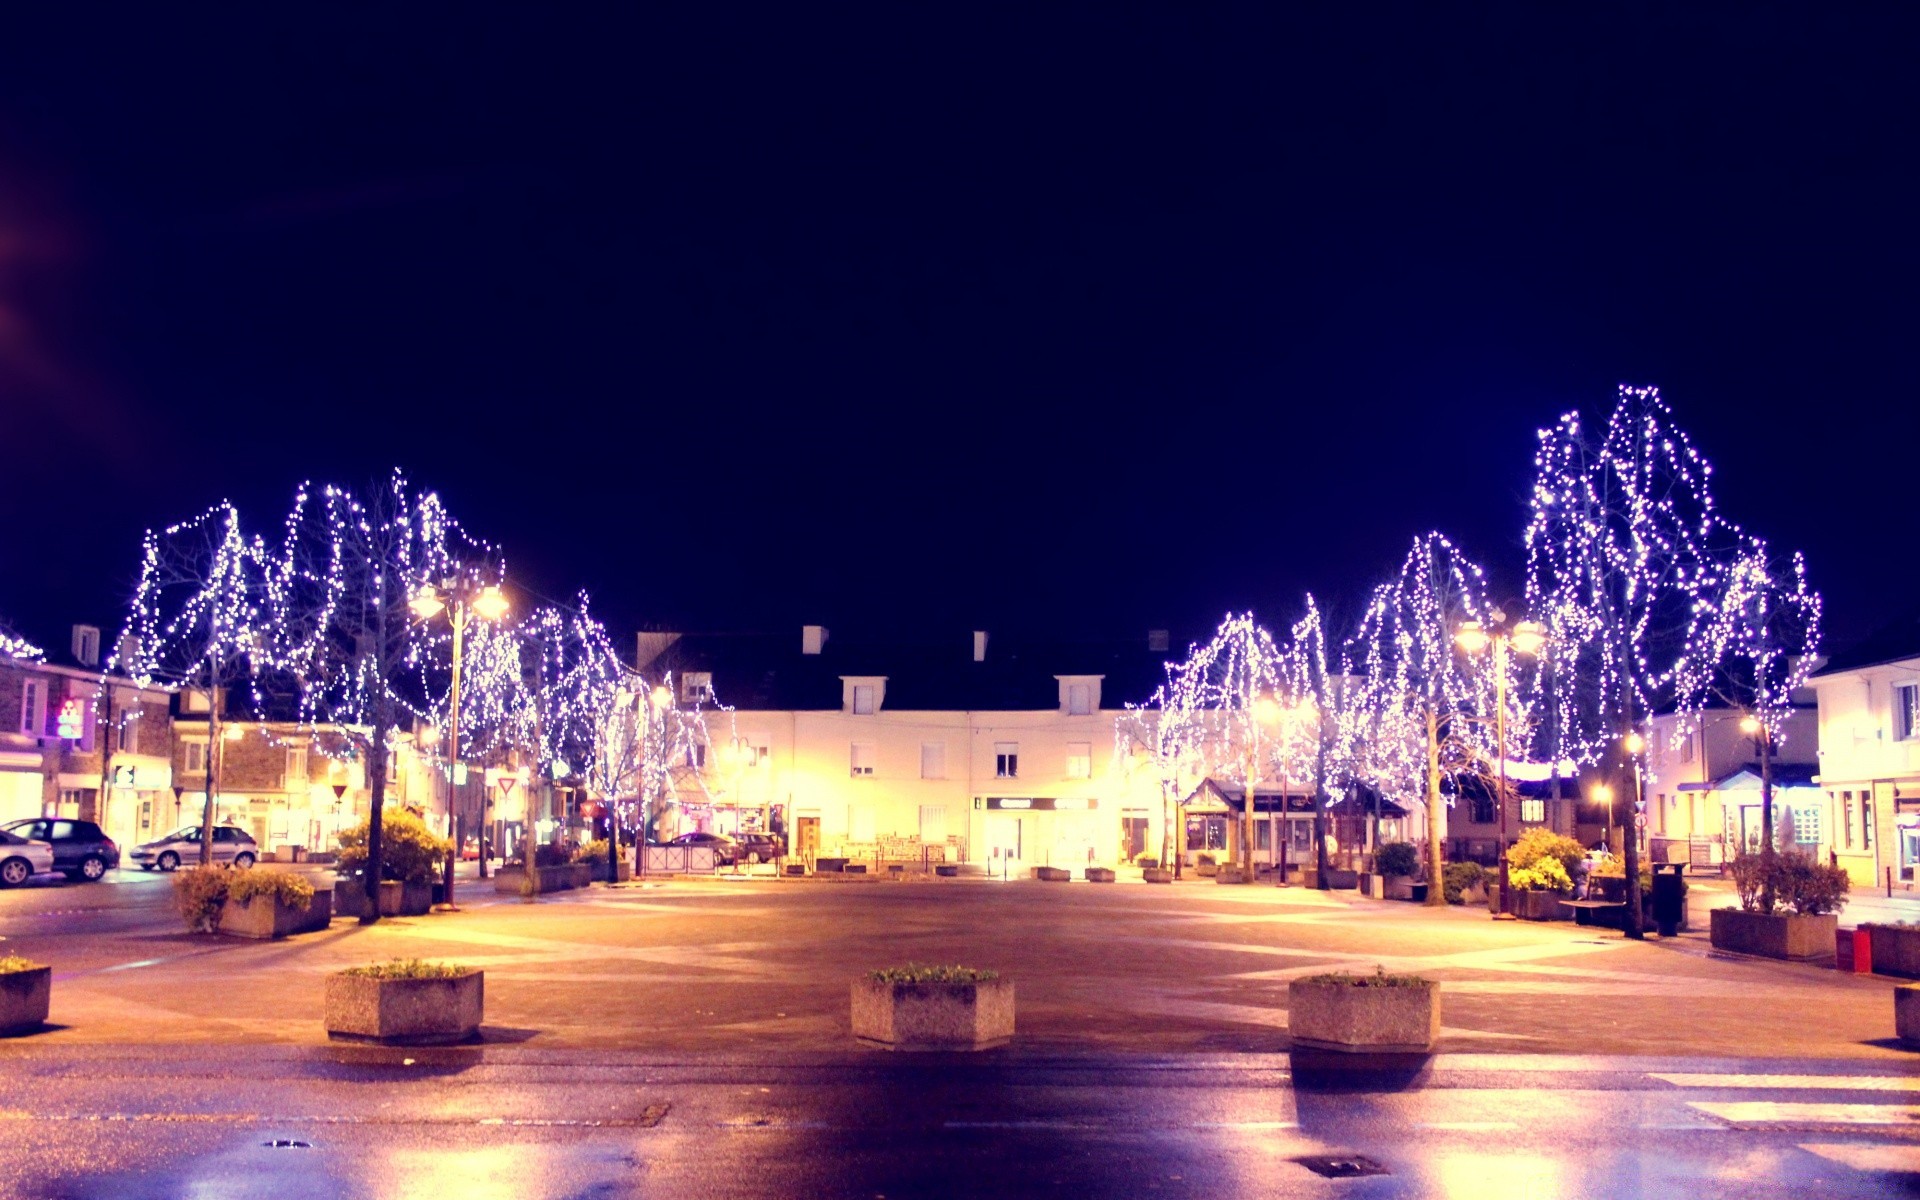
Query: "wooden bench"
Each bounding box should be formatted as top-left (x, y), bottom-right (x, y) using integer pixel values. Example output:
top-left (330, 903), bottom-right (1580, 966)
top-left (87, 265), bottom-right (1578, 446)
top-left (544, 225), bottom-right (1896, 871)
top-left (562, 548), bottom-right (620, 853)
top-left (1562, 899), bottom-right (1627, 927)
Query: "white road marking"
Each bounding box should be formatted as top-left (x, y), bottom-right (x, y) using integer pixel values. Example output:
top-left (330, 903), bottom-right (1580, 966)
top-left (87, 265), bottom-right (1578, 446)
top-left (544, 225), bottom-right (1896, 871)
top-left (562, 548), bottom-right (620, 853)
top-left (1655, 1074), bottom-right (1920, 1093)
top-left (1797, 1142), bottom-right (1920, 1173)
top-left (1689, 1101), bottom-right (1920, 1128)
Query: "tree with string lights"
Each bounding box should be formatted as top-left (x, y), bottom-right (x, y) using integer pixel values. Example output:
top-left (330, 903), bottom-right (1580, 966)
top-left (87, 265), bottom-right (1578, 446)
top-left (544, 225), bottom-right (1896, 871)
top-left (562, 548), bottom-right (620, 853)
top-left (1114, 675), bottom-right (1209, 879)
top-left (1526, 384), bottom-right (1753, 938)
top-left (111, 502), bottom-right (273, 865)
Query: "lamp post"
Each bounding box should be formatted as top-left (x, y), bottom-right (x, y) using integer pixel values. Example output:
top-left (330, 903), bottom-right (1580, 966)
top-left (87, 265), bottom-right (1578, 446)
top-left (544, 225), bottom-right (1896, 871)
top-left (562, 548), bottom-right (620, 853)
top-left (1592, 781), bottom-right (1615, 852)
top-left (1243, 694), bottom-right (1282, 878)
top-left (1454, 614), bottom-right (1544, 917)
top-left (1740, 713), bottom-right (1776, 910)
top-left (410, 579), bottom-right (509, 906)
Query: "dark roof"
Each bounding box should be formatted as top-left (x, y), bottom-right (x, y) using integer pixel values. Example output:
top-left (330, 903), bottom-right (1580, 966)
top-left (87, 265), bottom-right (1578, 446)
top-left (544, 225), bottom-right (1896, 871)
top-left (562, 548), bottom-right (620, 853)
top-left (645, 628), bottom-right (1177, 712)
top-left (1812, 606), bottom-right (1920, 677)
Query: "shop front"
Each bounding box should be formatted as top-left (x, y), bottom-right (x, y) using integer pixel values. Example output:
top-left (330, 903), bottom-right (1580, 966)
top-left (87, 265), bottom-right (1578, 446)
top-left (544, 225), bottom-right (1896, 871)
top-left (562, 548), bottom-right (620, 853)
top-left (970, 796), bottom-right (1101, 878)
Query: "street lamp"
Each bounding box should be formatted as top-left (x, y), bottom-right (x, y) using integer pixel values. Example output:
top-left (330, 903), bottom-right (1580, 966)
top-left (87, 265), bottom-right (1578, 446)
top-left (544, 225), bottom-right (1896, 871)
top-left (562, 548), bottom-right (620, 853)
top-left (1454, 613), bottom-right (1545, 917)
top-left (1740, 712), bottom-right (1778, 909)
top-left (1592, 781), bottom-right (1614, 850)
top-left (410, 578), bottom-right (509, 904)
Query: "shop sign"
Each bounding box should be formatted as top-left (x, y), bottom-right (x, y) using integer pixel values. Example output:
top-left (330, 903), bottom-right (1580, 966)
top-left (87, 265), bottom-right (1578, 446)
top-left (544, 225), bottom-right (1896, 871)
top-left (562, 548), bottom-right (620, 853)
top-left (976, 797), bottom-right (1097, 812)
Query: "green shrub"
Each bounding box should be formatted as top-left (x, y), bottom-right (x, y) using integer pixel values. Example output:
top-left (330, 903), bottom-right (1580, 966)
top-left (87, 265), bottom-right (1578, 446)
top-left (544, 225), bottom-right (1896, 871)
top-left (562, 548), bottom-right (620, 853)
top-left (1136, 857), bottom-right (1159, 870)
top-left (226, 868), bottom-right (316, 908)
top-left (340, 958), bottom-right (469, 980)
top-left (336, 808), bottom-right (450, 885)
top-left (1443, 861), bottom-right (1485, 904)
top-left (171, 865), bottom-right (231, 933)
top-left (1730, 850), bottom-right (1772, 913)
top-left (1297, 967), bottom-right (1432, 989)
top-left (1375, 842), bottom-right (1421, 877)
top-left (1508, 858), bottom-right (1573, 894)
top-left (1777, 849), bottom-right (1851, 916)
top-left (1195, 853), bottom-right (1216, 867)
top-left (868, 964), bottom-right (999, 984)
top-left (1507, 828), bottom-right (1584, 877)
top-left (0, 955), bottom-right (42, 973)
top-left (572, 838), bottom-right (626, 863)
top-left (1588, 855), bottom-right (1653, 893)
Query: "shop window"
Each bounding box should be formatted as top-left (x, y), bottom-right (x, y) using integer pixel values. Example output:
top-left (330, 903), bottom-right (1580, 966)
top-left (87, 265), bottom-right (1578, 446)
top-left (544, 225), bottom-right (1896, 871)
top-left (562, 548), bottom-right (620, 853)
top-left (1792, 805), bottom-right (1821, 845)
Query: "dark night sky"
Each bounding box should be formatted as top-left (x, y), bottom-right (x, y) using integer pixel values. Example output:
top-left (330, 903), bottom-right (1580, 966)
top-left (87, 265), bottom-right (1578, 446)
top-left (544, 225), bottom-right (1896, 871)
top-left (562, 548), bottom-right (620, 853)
top-left (1, 5), bottom-right (1914, 657)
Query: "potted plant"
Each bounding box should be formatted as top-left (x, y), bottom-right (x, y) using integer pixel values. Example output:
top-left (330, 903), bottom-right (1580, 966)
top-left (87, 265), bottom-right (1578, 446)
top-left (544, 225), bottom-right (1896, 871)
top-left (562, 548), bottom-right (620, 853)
top-left (1710, 849), bottom-right (1849, 961)
top-left (325, 959), bottom-right (483, 1044)
top-left (0, 954), bottom-right (50, 1035)
top-left (1288, 968), bottom-right (1439, 1053)
top-left (218, 868), bottom-right (330, 939)
top-left (172, 864), bottom-right (235, 933)
top-left (1376, 842), bottom-right (1422, 900)
top-left (1442, 862), bottom-right (1485, 906)
top-left (573, 839), bottom-right (632, 884)
top-left (1194, 853), bottom-right (1219, 878)
top-left (336, 809), bottom-right (448, 917)
top-left (1502, 828), bottom-right (1583, 919)
top-left (851, 964), bottom-right (1013, 1050)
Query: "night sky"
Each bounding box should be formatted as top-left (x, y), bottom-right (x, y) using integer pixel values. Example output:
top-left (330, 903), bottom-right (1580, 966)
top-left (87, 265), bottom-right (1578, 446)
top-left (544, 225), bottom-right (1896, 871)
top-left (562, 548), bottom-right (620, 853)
top-left (2, 6), bottom-right (1914, 659)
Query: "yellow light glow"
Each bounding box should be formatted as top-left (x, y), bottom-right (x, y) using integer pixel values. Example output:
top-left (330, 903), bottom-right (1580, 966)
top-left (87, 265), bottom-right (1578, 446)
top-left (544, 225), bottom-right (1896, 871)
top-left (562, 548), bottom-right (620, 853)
top-left (1740, 714), bottom-right (1762, 735)
top-left (473, 585), bottom-right (509, 621)
top-left (1592, 782), bottom-right (1613, 806)
top-left (1624, 731), bottom-right (1645, 755)
top-left (1454, 620), bottom-right (1489, 654)
top-left (408, 586), bottom-right (445, 619)
top-left (1253, 695), bottom-right (1284, 724)
top-left (1511, 620), bottom-right (1546, 657)
top-left (650, 685), bottom-right (672, 711)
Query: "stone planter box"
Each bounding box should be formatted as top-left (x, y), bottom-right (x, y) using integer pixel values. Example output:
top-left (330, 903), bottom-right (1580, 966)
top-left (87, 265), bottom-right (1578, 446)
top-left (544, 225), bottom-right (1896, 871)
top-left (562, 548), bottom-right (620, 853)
top-left (1383, 875), bottom-right (1417, 901)
top-left (850, 977), bottom-right (1014, 1050)
top-left (325, 969), bottom-right (484, 1045)
top-left (1897, 984), bottom-right (1920, 1047)
top-left (1288, 977), bottom-right (1439, 1054)
top-left (379, 880), bottom-right (434, 916)
top-left (1035, 866), bottom-right (1071, 882)
top-left (1215, 867), bottom-right (1250, 884)
top-left (0, 965), bottom-right (51, 1035)
top-left (334, 880), bottom-right (373, 919)
top-left (1710, 908), bottom-right (1838, 962)
top-left (218, 889), bottom-right (332, 939)
top-left (1514, 890), bottom-right (1568, 921)
top-left (1865, 924), bottom-right (1920, 980)
top-left (934, 864), bottom-right (959, 878)
top-left (1085, 867), bottom-right (1115, 883)
top-left (587, 857), bottom-right (633, 884)
top-left (815, 857), bottom-right (849, 873)
top-left (1359, 872), bottom-right (1385, 899)
top-left (1322, 869), bottom-right (1359, 890)
top-left (1142, 868), bottom-right (1173, 884)
top-left (494, 863), bottom-right (591, 896)
top-left (1194, 862), bottom-right (1219, 877)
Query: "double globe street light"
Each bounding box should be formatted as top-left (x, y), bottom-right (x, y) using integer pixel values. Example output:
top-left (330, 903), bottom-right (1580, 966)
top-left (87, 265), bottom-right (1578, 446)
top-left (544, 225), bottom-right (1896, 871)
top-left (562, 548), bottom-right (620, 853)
top-left (1454, 613), bottom-right (1545, 916)
top-left (410, 578), bottom-right (509, 905)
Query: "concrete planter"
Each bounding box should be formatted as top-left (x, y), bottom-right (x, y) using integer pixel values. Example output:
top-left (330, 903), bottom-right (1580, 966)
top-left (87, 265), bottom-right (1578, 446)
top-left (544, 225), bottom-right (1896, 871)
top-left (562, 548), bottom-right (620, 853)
top-left (1383, 875), bottom-right (1417, 901)
top-left (1194, 862), bottom-right (1219, 878)
top-left (850, 977), bottom-right (1015, 1050)
top-left (334, 881), bottom-right (373, 919)
top-left (325, 969), bottom-right (484, 1045)
top-left (494, 863), bottom-right (591, 896)
top-left (378, 880), bottom-right (434, 916)
top-left (587, 858), bottom-right (633, 884)
top-left (1710, 908), bottom-right (1838, 962)
top-left (1322, 869), bottom-right (1359, 890)
top-left (934, 864), bottom-right (959, 878)
top-left (218, 889), bottom-right (332, 939)
top-left (1514, 890), bottom-right (1568, 921)
top-left (1896, 984), bottom-right (1920, 1047)
top-left (1865, 924), bottom-right (1920, 980)
top-left (1215, 867), bottom-right (1250, 884)
top-left (1142, 868), bottom-right (1174, 884)
top-left (1035, 866), bottom-right (1071, 882)
top-left (1288, 977), bottom-right (1439, 1053)
top-left (0, 965), bottom-right (51, 1035)
top-left (1359, 872), bottom-right (1385, 900)
top-left (1085, 867), bottom-right (1116, 883)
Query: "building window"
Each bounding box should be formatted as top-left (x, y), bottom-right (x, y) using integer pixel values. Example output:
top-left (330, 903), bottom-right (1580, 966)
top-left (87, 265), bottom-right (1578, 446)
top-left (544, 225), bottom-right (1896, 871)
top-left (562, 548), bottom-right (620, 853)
top-left (850, 743), bottom-right (875, 777)
top-left (995, 743), bottom-right (1019, 779)
top-left (185, 742), bottom-right (206, 773)
top-left (1066, 742), bottom-right (1092, 779)
top-left (1841, 792), bottom-right (1856, 849)
top-left (1792, 804), bottom-right (1821, 845)
top-left (920, 743), bottom-right (945, 780)
top-left (117, 715), bottom-right (134, 753)
top-left (687, 742), bottom-right (706, 770)
top-left (1067, 684), bottom-right (1091, 716)
top-left (681, 673), bottom-right (712, 705)
top-left (1896, 683), bottom-right (1920, 741)
top-left (1679, 732), bottom-right (1695, 764)
top-left (1520, 798), bottom-right (1544, 823)
top-left (742, 741), bottom-right (770, 767)
top-left (287, 748), bottom-right (308, 789)
top-left (1469, 795), bottom-right (1495, 825)
top-left (852, 685), bottom-right (875, 715)
top-left (1864, 795), bottom-right (1875, 850)
top-left (19, 680), bottom-right (44, 736)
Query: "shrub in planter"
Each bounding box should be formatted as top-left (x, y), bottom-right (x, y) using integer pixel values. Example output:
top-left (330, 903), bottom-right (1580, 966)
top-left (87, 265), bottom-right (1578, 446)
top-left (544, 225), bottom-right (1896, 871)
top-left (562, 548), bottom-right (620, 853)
top-left (852, 965), bottom-right (1013, 1050)
top-left (0, 954), bottom-right (51, 1035)
top-left (1085, 867), bottom-right (1116, 883)
top-left (1142, 867), bottom-right (1174, 884)
top-left (1136, 857), bottom-right (1159, 870)
top-left (1289, 969), bottom-right (1439, 1053)
top-left (325, 959), bottom-right (483, 1044)
top-left (1712, 849), bottom-right (1849, 960)
top-left (219, 868), bottom-right (328, 939)
top-left (172, 865), bottom-right (233, 933)
top-left (1442, 862), bottom-right (1485, 905)
top-left (336, 809), bottom-right (450, 887)
top-left (1375, 841), bottom-right (1421, 879)
top-left (1507, 828), bottom-right (1585, 879)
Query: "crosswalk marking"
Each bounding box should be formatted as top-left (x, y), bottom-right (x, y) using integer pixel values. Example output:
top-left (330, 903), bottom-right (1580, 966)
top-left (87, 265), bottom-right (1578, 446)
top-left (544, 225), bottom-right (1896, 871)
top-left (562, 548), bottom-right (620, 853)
top-left (1689, 1101), bottom-right (1920, 1128)
top-left (1798, 1143), bottom-right (1920, 1173)
top-left (1655, 1073), bottom-right (1920, 1093)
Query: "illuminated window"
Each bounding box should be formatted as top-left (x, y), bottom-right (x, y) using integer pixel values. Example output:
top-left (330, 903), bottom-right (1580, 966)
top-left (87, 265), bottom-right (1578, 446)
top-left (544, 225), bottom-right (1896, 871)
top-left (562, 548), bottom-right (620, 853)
top-left (1896, 683), bottom-right (1919, 741)
top-left (995, 743), bottom-right (1019, 779)
top-left (850, 743), bottom-right (875, 777)
top-left (55, 697), bottom-right (86, 741)
top-left (1520, 798), bottom-right (1544, 823)
top-left (1865, 796), bottom-right (1875, 848)
top-left (1066, 742), bottom-right (1092, 779)
top-left (920, 743), bottom-right (945, 780)
top-left (1792, 805), bottom-right (1821, 845)
top-left (287, 748), bottom-right (308, 789)
top-left (1842, 792), bottom-right (1855, 849)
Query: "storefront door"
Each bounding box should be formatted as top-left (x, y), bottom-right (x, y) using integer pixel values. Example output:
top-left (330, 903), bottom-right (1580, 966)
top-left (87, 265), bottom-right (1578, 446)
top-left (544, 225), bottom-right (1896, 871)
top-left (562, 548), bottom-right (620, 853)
top-left (987, 813), bottom-right (1025, 878)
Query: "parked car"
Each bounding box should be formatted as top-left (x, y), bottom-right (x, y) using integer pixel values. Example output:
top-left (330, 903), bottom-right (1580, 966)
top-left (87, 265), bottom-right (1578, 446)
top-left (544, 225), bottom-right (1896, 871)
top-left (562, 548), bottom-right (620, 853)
top-left (735, 833), bottom-right (784, 863)
top-left (131, 825), bottom-right (258, 872)
top-left (0, 829), bottom-right (55, 887)
top-left (0, 818), bottom-right (120, 882)
top-left (666, 831), bottom-right (740, 865)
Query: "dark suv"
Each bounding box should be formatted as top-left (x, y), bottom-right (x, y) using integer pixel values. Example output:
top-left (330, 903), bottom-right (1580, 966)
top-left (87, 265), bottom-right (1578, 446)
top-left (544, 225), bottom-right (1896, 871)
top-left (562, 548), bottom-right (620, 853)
top-left (0, 818), bottom-right (120, 882)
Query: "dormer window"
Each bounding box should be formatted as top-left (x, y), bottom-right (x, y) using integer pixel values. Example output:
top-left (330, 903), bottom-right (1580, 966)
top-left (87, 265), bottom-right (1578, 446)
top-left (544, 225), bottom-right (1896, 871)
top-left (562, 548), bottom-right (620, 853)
top-left (841, 676), bottom-right (886, 714)
top-left (1056, 675), bottom-right (1102, 715)
top-left (681, 673), bottom-right (713, 705)
top-left (853, 685), bottom-right (875, 715)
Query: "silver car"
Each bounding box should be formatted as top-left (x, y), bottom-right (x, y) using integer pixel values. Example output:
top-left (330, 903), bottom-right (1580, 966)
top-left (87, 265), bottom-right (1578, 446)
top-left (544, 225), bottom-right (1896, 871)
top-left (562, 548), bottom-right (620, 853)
top-left (0, 829), bottom-right (55, 886)
top-left (131, 825), bottom-right (258, 872)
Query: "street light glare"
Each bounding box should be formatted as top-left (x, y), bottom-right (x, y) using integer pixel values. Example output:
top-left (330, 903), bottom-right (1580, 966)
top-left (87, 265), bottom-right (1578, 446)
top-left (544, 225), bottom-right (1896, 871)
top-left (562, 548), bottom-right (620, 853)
top-left (1740, 714), bottom-right (1762, 736)
top-left (1454, 620), bottom-right (1490, 653)
top-left (408, 586), bottom-right (445, 619)
top-left (1511, 620), bottom-right (1546, 657)
top-left (473, 585), bottom-right (510, 621)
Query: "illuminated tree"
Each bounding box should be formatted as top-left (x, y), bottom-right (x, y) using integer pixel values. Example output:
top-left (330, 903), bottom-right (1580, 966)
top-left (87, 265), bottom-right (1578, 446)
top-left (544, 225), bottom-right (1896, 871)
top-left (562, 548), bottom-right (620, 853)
top-left (1114, 676), bottom-right (1208, 877)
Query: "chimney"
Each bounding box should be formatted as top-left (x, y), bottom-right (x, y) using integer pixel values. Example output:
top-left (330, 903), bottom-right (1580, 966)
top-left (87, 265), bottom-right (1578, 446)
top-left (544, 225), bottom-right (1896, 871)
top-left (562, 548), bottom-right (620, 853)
top-left (634, 631), bottom-right (681, 671)
top-left (1147, 629), bottom-right (1170, 652)
top-left (802, 625), bottom-right (828, 655)
top-left (972, 631), bottom-right (989, 663)
top-left (72, 625), bottom-right (101, 667)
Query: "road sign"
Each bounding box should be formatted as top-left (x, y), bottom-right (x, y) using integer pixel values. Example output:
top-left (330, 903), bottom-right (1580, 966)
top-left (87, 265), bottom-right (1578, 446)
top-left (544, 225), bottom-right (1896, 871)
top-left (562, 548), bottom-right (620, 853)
top-left (1633, 813), bottom-right (1647, 830)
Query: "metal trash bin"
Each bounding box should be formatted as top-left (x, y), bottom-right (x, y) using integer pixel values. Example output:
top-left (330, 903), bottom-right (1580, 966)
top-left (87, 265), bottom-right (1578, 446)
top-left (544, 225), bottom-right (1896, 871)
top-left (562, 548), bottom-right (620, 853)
top-left (1651, 863), bottom-right (1687, 937)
